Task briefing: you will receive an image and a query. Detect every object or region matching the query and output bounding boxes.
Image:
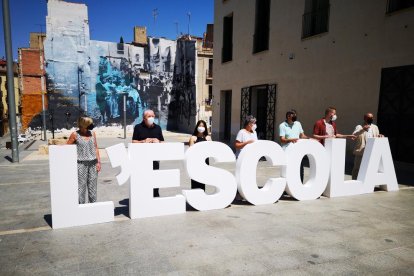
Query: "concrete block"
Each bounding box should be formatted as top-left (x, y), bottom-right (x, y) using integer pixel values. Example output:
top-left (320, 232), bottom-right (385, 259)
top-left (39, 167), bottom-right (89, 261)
top-left (38, 144), bottom-right (49, 155)
top-left (48, 138), bottom-right (67, 145)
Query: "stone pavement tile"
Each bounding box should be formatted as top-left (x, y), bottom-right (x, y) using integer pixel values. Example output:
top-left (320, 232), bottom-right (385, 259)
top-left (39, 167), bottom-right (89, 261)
top-left (384, 246), bottom-right (414, 264)
top-left (12, 247), bottom-right (82, 275)
top-left (299, 260), bottom-right (363, 276)
top-left (338, 231), bottom-right (414, 256)
top-left (168, 245), bottom-right (249, 271)
top-left (259, 248), bottom-right (314, 272)
top-left (0, 233), bottom-right (29, 257)
top-left (298, 248), bottom-right (413, 275)
top-left (348, 251), bottom-right (409, 273)
top-left (262, 236), bottom-right (313, 254)
top-left (372, 265), bottom-right (414, 276)
top-left (261, 243), bottom-right (373, 272)
top-left (75, 260), bottom-right (175, 276)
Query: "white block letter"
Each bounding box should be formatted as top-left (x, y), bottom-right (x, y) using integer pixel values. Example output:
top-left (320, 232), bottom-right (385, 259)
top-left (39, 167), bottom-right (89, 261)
top-left (358, 138), bottom-right (398, 193)
top-left (49, 145), bottom-right (114, 229)
top-left (129, 143), bottom-right (185, 219)
top-left (324, 139), bottom-right (362, 197)
top-left (236, 140), bottom-right (286, 205)
top-left (106, 143), bottom-right (131, 185)
top-left (283, 140), bottom-right (329, 200)
top-left (183, 141), bottom-right (237, 211)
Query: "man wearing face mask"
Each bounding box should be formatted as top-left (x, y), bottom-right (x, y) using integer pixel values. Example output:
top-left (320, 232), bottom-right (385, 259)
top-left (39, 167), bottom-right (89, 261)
top-left (279, 109), bottom-right (309, 182)
top-left (132, 109), bottom-right (164, 197)
top-left (351, 112), bottom-right (383, 179)
top-left (313, 106), bottom-right (355, 145)
top-left (235, 115), bottom-right (258, 158)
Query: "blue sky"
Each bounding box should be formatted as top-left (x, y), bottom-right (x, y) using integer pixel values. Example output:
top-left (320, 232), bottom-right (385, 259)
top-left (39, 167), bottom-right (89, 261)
top-left (0, 0), bottom-right (214, 60)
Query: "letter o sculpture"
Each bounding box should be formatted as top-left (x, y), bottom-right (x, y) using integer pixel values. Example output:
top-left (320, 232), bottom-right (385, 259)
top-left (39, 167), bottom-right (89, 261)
top-left (283, 140), bottom-right (329, 200)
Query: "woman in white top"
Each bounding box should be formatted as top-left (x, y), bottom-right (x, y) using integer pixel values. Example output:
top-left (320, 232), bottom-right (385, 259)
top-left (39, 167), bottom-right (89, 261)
top-left (235, 115), bottom-right (258, 158)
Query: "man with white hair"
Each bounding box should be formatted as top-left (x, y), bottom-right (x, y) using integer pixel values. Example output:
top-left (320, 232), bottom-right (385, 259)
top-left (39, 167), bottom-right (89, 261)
top-left (132, 109), bottom-right (164, 197)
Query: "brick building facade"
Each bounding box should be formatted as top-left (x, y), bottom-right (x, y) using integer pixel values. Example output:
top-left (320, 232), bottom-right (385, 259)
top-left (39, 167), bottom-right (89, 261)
top-left (18, 33), bottom-right (46, 131)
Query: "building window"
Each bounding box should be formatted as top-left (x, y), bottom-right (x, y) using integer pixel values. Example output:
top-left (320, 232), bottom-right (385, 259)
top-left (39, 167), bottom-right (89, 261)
top-left (222, 13), bottom-right (233, 63)
top-left (387, 0), bottom-right (414, 13)
top-left (253, 0), bottom-right (271, 53)
top-left (302, 0), bottom-right (330, 39)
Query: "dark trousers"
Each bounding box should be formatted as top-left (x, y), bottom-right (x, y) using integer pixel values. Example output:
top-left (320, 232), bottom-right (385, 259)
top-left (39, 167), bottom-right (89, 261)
top-left (299, 156), bottom-right (309, 183)
top-left (191, 180), bottom-right (205, 191)
top-left (153, 161), bottom-right (160, 197)
top-left (300, 159), bottom-right (304, 183)
top-left (190, 158), bottom-right (209, 191)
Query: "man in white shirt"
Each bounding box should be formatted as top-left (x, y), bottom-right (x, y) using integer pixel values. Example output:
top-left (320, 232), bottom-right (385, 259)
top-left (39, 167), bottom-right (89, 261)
top-left (352, 112), bottom-right (383, 179)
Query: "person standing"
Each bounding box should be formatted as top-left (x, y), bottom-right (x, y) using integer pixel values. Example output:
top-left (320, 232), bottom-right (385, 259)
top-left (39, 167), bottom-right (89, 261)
top-left (188, 120), bottom-right (212, 191)
top-left (313, 107), bottom-right (355, 145)
top-left (352, 112), bottom-right (383, 179)
top-left (235, 115), bottom-right (258, 158)
top-left (279, 109), bottom-right (309, 182)
top-left (67, 117), bottom-right (101, 204)
top-left (132, 109), bottom-right (164, 197)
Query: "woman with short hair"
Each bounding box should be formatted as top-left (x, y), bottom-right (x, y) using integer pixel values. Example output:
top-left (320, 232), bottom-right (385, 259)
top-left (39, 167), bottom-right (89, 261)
top-left (234, 115), bottom-right (258, 158)
top-left (67, 116), bottom-right (101, 204)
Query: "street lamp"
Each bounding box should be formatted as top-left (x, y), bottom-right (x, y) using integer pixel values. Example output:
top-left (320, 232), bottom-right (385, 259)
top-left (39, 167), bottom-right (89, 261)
top-left (49, 110), bottom-right (54, 139)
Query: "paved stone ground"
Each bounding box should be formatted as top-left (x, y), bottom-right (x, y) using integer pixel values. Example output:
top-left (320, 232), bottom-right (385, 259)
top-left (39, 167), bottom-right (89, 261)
top-left (0, 132), bottom-right (413, 275)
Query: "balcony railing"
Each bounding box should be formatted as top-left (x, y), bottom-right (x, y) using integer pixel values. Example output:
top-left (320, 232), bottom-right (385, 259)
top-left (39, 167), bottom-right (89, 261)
top-left (302, 7), bottom-right (330, 39)
top-left (206, 69), bottom-right (213, 79)
top-left (202, 40), bottom-right (214, 49)
top-left (205, 98), bottom-right (213, 106)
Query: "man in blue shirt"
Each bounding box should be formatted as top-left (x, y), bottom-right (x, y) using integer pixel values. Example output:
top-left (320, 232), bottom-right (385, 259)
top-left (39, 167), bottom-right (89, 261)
top-left (279, 109), bottom-right (309, 182)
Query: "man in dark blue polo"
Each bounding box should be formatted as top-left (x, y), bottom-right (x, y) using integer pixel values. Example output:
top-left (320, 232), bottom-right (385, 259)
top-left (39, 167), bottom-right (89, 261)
top-left (132, 109), bottom-right (164, 197)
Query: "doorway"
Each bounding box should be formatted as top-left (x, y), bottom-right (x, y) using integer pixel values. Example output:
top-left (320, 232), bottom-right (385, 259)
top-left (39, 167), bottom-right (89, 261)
top-left (240, 84), bottom-right (276, 140)
top-left (377, 64), bottom-right (414, 163)
top-left (220, 90), bottom-right (232, 141)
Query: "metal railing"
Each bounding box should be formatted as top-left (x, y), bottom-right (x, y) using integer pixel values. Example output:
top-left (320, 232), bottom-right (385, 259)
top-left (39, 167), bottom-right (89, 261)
top-left (302, 7), bottom-right (330, 39)
top-left (206, 69), bottom-right (213, 79)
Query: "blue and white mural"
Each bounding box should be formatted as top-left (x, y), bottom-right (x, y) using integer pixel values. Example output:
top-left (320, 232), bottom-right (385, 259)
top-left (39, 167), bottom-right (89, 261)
top-left (43, 0), bottom-right (196, 131)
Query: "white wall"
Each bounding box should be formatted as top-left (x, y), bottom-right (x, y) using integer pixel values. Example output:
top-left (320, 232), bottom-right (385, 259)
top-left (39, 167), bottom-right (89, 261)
top-left (212, 0), bottom-right (414, 148)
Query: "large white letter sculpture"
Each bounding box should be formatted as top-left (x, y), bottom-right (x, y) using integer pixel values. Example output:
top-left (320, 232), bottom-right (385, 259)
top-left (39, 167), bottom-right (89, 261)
top-left (323, 139), bottom-right (363, 197)
top-left (49, 139), bottom-right (399, 229)
top-left (358, 138), bottom-right (398, 193)
top-left (49, 145), bottom-right (114, 229)
top-left (283, 140), bottom-right (330, 200)
top-left (107, 143), bottom-right (186, 219)
top-left (183, 141), bottom-right (237, 210)
top-left (236, 141), bottom-right (286, 205)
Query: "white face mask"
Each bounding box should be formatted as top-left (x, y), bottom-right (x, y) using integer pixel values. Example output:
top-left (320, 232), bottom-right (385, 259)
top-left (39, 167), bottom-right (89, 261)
top-left (331, 115), bottom-right (337, 121)
top-left (197, 126), bottom-right (205, 133)
top-left (252, 124), bottom-right (257, 131)
top-left (147, 117), bottom-right (155, 125)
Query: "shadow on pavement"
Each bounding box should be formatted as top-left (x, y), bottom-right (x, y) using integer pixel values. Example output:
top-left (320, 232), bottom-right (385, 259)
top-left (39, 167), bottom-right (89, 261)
top-left (44, 214), bottom-right (52, 228)
top-left (115, 199), bottom-right (130, 217)
top-left (4, 156), bottom-right (12, 162)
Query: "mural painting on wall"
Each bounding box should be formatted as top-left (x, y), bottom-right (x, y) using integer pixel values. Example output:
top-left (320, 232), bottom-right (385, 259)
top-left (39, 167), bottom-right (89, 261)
top-left (168, 39), bottom-right (197, 131)
top-left (44, 36), bottom-right (196, 131)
